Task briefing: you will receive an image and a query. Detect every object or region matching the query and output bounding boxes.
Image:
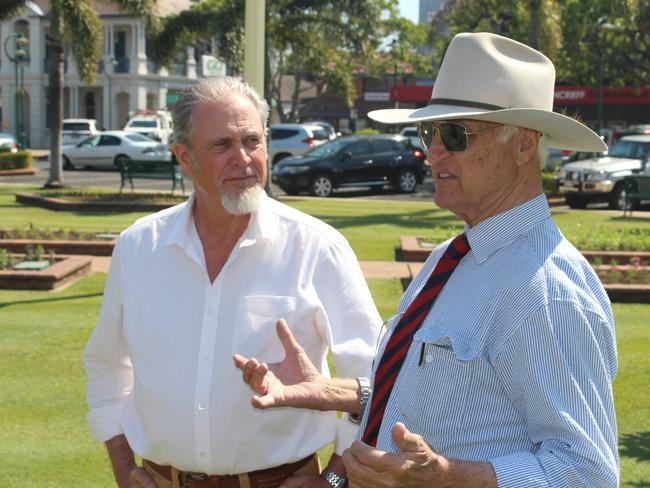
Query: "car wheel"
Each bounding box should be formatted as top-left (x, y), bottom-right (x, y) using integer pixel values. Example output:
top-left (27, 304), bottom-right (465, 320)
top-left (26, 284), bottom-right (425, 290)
top-left (565, 194), bottom-right (588, 209)
top-left (63, 156), bottom-right (74, 170)
top-left (396, 169), bottom-right (418, 193)
top-left (608, 184), bottom-right (626, 210)
top-left (311, 174), bottom-right (333, 197)
top-left (114, 154), bottom-right (130, 170)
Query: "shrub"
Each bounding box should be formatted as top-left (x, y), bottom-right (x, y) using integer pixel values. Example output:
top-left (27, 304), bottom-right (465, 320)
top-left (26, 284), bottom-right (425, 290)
top-left (0, 150), bottom-right (32, 170)
top-left (542, 170), bottom-right (559, 197)
top-left (355, 127), bottom-right (380, 135)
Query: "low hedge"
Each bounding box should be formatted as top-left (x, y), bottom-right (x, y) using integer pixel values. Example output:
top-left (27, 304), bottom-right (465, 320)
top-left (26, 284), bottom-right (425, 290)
top-left (0, 150), bottom-right (32, 170)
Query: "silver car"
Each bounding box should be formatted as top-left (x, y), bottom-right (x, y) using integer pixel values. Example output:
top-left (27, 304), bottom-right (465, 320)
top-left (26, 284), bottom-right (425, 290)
top-left (0, 132), bottom-right (18, 152)
top-left (269, 123), bottom-right (330, 165)
top-left (63, 131), bottom-right (171, 170)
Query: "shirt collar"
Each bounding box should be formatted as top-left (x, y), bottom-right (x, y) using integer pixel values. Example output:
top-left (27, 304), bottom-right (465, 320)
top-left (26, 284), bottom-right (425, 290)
top-left (163, 190), bottom-right (276, 252)
top-left (465, 194), bottom-right (550, 263)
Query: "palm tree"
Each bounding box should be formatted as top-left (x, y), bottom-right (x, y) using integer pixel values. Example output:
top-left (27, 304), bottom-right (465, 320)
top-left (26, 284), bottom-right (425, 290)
top-left (0, 0), bottom-right (156, 188)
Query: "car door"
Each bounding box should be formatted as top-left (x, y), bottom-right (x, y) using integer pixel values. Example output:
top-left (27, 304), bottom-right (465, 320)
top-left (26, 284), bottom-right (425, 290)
top-left (335, 140), bottom-right (372, 184)
top-left (68, 135), bottom-right (101, 167)
top-left (96, 135), bottom-right (123, 167)
top-left (369, 138), bottom-right (402, 182)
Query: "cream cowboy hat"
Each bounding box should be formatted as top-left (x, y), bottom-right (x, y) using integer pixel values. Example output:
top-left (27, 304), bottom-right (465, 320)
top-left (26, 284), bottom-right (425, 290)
top-left (368, 32), bottom-right (607, 152)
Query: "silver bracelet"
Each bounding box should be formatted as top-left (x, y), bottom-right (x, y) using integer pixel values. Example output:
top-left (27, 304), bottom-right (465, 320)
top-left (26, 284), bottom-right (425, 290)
top-left (322, 468), bottom-right (347, 488)
top-left (348, 377), bottom-right (371, 425)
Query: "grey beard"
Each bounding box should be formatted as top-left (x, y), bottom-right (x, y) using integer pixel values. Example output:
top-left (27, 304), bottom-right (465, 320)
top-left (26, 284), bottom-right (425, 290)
top-left (221, 184), bottom-right (263, 215)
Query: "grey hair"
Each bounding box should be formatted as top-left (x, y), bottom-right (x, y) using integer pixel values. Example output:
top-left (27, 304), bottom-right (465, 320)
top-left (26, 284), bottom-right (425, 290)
top-left (498, 125), bottom-right (548, 169)
top-left (171, 77), bottom-right (270, 146)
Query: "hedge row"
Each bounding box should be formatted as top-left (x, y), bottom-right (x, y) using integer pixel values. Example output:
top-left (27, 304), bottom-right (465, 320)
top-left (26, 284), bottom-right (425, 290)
top-left (0, 150), bottom-right (32, 170)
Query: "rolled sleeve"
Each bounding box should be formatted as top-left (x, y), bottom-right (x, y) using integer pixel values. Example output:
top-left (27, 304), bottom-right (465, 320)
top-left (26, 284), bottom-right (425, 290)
top-left (491, 451), bottom-right (548, 488)
top-left (314, 239), bottom-right (382, 453)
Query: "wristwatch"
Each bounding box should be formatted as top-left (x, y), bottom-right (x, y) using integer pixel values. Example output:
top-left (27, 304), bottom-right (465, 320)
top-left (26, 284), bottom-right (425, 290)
top-left (348, 377), bottom-right (371, 425)
top-left (321, 468), bottom-right (347, 488)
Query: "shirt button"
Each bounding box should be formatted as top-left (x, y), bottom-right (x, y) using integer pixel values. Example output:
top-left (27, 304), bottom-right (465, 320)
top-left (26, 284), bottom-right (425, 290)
top-left (425, 354), bottom-right (433, 363)
top-left (198, 404), bottom-right (206, 411)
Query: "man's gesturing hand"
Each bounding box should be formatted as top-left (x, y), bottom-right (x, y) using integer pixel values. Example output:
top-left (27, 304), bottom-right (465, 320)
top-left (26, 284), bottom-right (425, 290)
top-left (342, 422), bottom-right (446, 488)
top-left (342, 423), bottom-right (497, 488)
top-left (233, 319), bottom-right (324, 410)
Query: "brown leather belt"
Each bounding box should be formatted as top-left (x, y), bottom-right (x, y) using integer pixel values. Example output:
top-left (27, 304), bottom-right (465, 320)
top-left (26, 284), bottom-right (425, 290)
top-left (144, 453), bottom-right (316, 488)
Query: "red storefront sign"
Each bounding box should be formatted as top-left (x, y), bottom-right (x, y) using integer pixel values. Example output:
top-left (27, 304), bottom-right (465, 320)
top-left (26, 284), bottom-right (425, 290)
top-left (392, 85), bottom-right (650, 105)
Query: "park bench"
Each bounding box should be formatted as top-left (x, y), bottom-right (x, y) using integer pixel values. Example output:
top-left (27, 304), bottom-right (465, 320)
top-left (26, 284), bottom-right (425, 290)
top-left (623, 174), bottom-right (650, 217)
top-left (118, 159), bottom-right (185, 195)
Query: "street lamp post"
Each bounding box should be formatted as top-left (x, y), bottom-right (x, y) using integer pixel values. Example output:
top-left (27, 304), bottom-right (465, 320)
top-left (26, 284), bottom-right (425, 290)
top-left (4, 33), bottom-right (30, 149)
top-left (103, 57), bottom-right (118, 129)
top-left (596, 16), bottom-right (615, 134)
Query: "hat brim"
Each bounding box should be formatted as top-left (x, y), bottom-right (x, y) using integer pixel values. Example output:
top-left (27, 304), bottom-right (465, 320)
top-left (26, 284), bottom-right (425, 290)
top-left (368, 105), bottom-right (607, 152)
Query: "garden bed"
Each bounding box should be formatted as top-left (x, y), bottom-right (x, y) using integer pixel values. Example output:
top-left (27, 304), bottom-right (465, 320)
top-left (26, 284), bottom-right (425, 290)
top-left (0, 229), bottom-right (118, 256)
top-left (15, 191), bottom-right (186, 212)
top-left (0, 254), bottom-right (93, 290)
top-left (400, 236), bottom-right (650, 303)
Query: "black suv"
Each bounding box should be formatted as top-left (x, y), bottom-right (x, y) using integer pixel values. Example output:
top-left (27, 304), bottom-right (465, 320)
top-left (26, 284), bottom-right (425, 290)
top-left (272, 135), bottom-right (428, 197)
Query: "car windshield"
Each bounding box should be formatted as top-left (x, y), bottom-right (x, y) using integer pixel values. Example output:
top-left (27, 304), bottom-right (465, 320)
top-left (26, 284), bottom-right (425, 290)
top-left (125, 133), bottom-right (155, 142)
top-left (128, 120), bottom-right (158, 128)
top-left (401, 129), bottom-right (418, 137)
top-left (608, 140), bottom-right (650, 159)
top-left (63, 122), bottom-right (91, 131)
top-left (305, 139), bottom-right (349, 157)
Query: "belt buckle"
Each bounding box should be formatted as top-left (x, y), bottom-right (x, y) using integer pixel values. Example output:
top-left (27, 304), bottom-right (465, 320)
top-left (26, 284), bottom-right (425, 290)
top-left (180, 471), bottom-right (210, 487)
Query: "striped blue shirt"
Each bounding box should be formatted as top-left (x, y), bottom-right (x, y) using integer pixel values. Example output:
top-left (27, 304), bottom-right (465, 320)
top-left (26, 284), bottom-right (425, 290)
top-left (362, 194), bottom-right (619, 487)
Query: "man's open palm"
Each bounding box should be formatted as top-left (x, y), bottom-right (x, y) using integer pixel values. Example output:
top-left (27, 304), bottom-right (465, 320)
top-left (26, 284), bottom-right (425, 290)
top-left (233, 319), bottom-right (325, 410)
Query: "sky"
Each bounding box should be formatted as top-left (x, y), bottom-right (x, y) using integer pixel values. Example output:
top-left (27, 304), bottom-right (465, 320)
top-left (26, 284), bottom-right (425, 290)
top-left (398, 0), bottom-right (420, 24)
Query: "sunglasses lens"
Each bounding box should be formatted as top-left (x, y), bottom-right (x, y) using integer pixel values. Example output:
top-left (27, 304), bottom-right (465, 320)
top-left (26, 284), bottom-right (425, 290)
top-left (439, 122), bottom-right (468, 151)
top-left (417, 122), bottom-right (434, 149)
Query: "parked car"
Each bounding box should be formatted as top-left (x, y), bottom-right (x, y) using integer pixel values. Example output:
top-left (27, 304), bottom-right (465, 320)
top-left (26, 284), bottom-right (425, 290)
top-left (303, 120), bottom-right (337, 139)
top-left (399, 126), bottom-right (424, 150)
top-left (62, 131), bottom-right (171, 170)
top-left (269, 123), bottom-right (331, 165)
top-left (0, 132), bottom-right (18, 152)
top-left (62, 118), bottom-right (100, 146)
top-left (556, 135), bottom-right (650, 209)
top-left (272, 134), bottom-right (428, 197)
top-left (545, 148), bottom-right (604, 169)
top-left (610, 124), bottom-right (650, 145)
top-left (123, 110), bottom-right (173, 144)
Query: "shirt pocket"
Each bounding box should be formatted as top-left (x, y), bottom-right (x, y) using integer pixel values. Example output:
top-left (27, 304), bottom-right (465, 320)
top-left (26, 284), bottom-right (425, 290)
top-left (232, 295), bottom-right (297, 363)
top-left (394, 336), bottom-right (474, 443)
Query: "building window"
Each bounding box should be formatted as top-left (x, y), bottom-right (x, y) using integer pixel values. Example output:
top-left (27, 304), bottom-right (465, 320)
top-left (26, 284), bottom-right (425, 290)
top-left (85, 92), bottom-right (96, 119)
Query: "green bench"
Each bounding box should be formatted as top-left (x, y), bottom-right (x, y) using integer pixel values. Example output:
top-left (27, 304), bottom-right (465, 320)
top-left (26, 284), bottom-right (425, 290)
top-left (623, 174), bottom-right (650, 217)
top-left (118, 159), bottom-right (185, 194)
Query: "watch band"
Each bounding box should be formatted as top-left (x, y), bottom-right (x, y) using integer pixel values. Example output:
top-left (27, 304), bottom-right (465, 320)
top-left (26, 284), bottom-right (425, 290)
top-left (348, 376), bottom-right (371, 425)
top-left (321, 468), bottom-right (347, 488)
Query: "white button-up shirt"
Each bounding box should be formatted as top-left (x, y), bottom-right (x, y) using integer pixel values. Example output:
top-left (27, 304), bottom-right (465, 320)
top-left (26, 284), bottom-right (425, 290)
top-left (84, 192), bottom-right (381, 474)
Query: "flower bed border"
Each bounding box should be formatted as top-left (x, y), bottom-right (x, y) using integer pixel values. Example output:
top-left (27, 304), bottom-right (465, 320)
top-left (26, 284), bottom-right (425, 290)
top-left (0, 254), bottom-right (93, 290)
top-left (0, 239), bottom-right (115, 256)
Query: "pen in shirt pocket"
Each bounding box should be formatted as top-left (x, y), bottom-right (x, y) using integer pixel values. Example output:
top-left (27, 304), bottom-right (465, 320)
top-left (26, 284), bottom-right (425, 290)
top-left (418, 342), bottom-right (425, 367)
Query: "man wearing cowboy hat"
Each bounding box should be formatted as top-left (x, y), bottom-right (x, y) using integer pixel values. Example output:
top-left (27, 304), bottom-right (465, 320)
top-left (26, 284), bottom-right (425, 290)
top-left (234, 32), bottom-right (618, 487)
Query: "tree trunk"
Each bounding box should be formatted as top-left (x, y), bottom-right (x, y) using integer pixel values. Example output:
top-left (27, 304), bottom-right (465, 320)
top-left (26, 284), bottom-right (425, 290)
top-left (44, 3), bottom-right (65, 188)
top-left (528, 0), bottom-right (541, 50)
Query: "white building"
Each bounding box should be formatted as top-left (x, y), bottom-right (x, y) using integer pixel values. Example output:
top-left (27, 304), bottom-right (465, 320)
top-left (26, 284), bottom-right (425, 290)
top-left (0, 0), bottom-right (209, 149)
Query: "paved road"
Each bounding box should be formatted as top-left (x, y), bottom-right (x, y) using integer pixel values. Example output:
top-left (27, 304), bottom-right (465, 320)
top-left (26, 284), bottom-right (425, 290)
top-left (1, 157), bottom-right (438, 202)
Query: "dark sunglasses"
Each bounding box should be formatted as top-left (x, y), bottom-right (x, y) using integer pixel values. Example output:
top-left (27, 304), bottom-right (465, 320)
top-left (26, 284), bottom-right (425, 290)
top-left (417, 121), bottom-right (501, 152)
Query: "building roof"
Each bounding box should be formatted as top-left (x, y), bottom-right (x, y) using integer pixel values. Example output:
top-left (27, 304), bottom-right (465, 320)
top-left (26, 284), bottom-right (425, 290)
top-left (28, 0), bottom-right (192, 17)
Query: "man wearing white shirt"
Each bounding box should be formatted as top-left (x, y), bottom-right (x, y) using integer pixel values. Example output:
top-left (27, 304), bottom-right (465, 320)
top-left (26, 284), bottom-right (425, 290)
top-left (84, 77), bottom-right (381, 488)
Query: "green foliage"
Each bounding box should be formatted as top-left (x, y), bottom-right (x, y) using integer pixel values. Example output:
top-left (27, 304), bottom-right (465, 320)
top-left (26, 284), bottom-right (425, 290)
top-left (0, 150), bottom-right (32, 170)
top-left (0, 248), bottom-right (11, 270)
top-left (428, 0), bottom-right (649, 87)
top-left (541, 170), bottom-right (559, 196)
top-left (355, 127), bottom-right (381, 135)
top-left (0, 0), bottom-right (25, 20)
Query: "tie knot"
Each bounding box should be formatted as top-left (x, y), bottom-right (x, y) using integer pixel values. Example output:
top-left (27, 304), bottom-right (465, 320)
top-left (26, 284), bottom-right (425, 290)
top-left (446, 233), bottom-right (471, 260)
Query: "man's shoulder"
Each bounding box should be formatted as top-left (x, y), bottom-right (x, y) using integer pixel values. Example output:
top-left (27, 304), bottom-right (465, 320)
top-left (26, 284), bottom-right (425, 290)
top-left (265, 197), bottom-right (348, 247)
top-left (121, 200), bottom-right (188, 240)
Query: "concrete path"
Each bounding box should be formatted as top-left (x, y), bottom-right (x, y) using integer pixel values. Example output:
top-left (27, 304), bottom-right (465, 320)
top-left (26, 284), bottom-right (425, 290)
top-left (91, 256), bottom-right (419, 280)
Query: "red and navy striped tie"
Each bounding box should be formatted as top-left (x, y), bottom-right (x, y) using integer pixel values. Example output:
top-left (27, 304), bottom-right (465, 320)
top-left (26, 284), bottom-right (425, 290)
top-left (361, 233), bottom-right (471, 447)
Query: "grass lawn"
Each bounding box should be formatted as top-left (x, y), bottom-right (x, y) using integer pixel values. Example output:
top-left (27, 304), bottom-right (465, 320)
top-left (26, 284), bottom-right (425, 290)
top-left (0, 183), bottom-right (649, 486)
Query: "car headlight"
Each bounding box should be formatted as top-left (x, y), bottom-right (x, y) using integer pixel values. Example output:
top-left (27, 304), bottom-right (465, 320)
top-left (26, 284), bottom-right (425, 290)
top-left (585, 172), bottom-right (608, 181)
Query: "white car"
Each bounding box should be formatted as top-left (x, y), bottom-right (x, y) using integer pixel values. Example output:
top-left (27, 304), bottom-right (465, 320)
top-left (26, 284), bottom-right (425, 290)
top-left (62, 118), bottom-right (100, 146)
top-left (63, 131), bottom-right (171, 170)
top-left (269, 123), bottom-right (331, 165)
top-left (399, 126), bottom-right (424, 150)
top-left (123, 110), bottom-right (173, 144)
top-left (0, 132), bottom-right (18, 152)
